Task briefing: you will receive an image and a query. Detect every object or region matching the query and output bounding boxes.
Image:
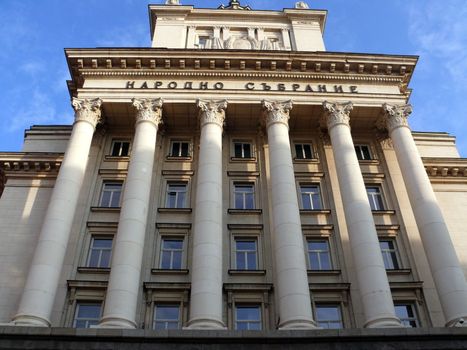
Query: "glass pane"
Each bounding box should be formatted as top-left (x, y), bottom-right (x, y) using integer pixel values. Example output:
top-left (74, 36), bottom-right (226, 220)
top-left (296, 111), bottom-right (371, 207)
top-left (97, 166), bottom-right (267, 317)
top-left (295, 144), bottom-right (304, 159)
top-left (121, 142), bottom-right (130, 156)
top-left (310, 241), bottom-right (328, 251)
top-left (301, 193), bottom-right (311, 209)
top-left (172, 252), bottom-right (182, 269)
top-left (309, 253), bottom-right (320, 270)
top-left (236, 252), bottom-right (245, 269)
top-left (172, 142), bottom-right (180, 156)
top-left (181, 143), bottom-right (189, 157)
top-left (105, 184), bottom-right (122, 190)
top-left (247, 252), bottom-right (257, 270)
top-left (362, 146), bottom-right (371, 160)
top-left (161, 251), bottom-right (171, 269)
top-left (156, 306), bottom-right (179, 320)
top-left (176, 192), bottom-right (186, 208)
top-left (248, 322), bottom-right (261, 330)
top-left (93, 239), bottom-right (112, 248)
top-left (110, 191), bottom-right (121, 207)
top-left (77, 304), bottom-right (101, 318)
top-left (237, 307), bottom-right (260, 321)
top-left (316, 306), bottom-right (340, 321)
top-left (111, 142), bottom-right (122, 156)
top-left (243, 144), bottom-right (251, 158)
top-left (74, 320), bottom-right (87, 328)
top-left (100, 250), bottom-right (111, 268)
top-left (235, 193), bottom-right (243, 209)
top-left (312, 194), bottom-right (322, 209)
top-left (164, 240), bottom-right (183, 249)
top-left (166, 193), bottom-right (176, 208)
top-left (234, 143), bottom-right (242, 157)
top-left (245, 193), bottom-right (254, 209)
top-left (100, 191), bottom-right (111, 207)
top-left (236, 322), bottom-right (249, 330)
top-left (395, 305), bottom-right (409, 318)
top-left (88, 251), bottom-right (100, 267)
top-left (304, 144), bottom-right (312, 159)
top-left (236, 241), bottom-right (256, 250)
top-left (154, 321), bottom-right (166, 330)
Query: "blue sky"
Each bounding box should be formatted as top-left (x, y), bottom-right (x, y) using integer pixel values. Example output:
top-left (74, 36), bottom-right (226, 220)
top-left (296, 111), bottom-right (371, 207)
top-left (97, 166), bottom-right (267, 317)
top-left (0, 0), bottom-right (466, 155)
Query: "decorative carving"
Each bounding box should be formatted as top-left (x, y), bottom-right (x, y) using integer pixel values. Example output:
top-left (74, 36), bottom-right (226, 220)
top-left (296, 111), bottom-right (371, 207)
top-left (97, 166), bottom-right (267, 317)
top-left (295, 1), bottom-right (310, 9)
top-left (197, 99), bottom-right (228, 128)
top-left (262, 100), bottom-right (293, 128)
top-left (322, 101), bottom-right (353, 130)
top-left (165, 0), bottom-right (180, 4)
top-left (380, 103), bottom-right (413, 133)
top-left (218, 0), bottom-right (251, 10)
top-left (71, 98), bottom-right (103, 128)
top-left (132, 98), bottom-right (164, 126)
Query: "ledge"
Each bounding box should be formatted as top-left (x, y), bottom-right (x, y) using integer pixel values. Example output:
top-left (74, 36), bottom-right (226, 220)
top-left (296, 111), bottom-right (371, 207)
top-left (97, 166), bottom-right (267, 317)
top-left (228, 209), bottom-right (262, 215)
top-left (151, 269), bottom-right (189, 275)
top-left (166, 156), bottom-right (193, 162)
top-left (158, 208), bottom-right (193, 214)
top-left (103, 155), bottom-right (130, 162)
top-left (358, 159), bottom-right (380, 165)
top-left (307, 270), bottom-right (341, 276)
top-left (371, 210), bottom-right (396, 215)
top-left (386, 269), bottom-right (412, 275)
top-left (90, 207), bottom-right (121, 213)
top-left (77, 267), bottom-right (110, 274)
top-left (300, 209), bottom-right (331, 215)
top-left (230, 157), bottom-right (257, 163)
top-left (293, 158), bottom-right (319, 163)
top-left (228, 269), bottom-right (266, 276)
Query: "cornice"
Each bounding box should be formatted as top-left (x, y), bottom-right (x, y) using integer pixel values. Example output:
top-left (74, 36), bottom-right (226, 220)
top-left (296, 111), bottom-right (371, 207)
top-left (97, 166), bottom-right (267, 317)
top-left (423, 157), bottom-right (467, 182)
top-left (0, 153), bottom-right (63, 178)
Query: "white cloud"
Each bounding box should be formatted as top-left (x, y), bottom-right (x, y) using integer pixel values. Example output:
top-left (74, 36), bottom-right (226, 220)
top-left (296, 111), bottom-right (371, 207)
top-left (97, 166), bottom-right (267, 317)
top-left (97, 24), bottom-right (149, 47)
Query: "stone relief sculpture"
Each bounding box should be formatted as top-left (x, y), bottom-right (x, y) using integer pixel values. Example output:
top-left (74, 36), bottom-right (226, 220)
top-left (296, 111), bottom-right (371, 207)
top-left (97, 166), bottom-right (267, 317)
top-left (295, 1), bottom-right (310, 9)
top-left (165, 0), bottom-right (180, 5)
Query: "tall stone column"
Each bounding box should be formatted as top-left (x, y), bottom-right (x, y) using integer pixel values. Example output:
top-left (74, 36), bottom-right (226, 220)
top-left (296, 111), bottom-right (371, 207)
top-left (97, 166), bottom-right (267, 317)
top-left (381, 104), bottom-right (467, 327)
top-left (322, 101), bottom-right (401, 328)
top-left (262, 100), bottom-right (316, 329)
top-left (13, 98), bottom-right (103, 326)
top-left (187, 100), bottom-right (227, 329)
top-left (100, 98), bottom-right (163, 328)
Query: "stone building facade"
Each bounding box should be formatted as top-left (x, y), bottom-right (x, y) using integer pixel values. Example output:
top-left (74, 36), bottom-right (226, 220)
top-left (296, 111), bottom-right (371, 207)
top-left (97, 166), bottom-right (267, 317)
top-left (1, 1), bottom-right (467, 346)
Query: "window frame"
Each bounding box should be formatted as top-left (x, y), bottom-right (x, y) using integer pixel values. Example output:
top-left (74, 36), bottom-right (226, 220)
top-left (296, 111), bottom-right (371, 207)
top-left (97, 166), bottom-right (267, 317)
top-left (298, 183), bottom-right (323, 210)
top-left (354, 144), bottom-right (372, 161)
top-left (379, 238), bottom-right (401, 270)
top-left (165, 182), bottom-right (188, 209)
top-left (153, 303), bottom-right (182, 330)
top-left (98, 181), bottom-right (123, 208)
top-left (159, 237), bottom-right (185, 270)
top-left (394, 303), bottom-right (420, 328)
top-left (233, 237), bottom-right (259, 271)
top-left (86, 236), bottom-right (113, 269)
top-left (293, 142), bottom-right (314, 160)
top-left (154, 226), bottom-right (190, 273)
top-left (366, 185), bottom-right (386, 211)
top-left (168, 139), bottom-right (191, 159)
top-left (314, 303), bottom-right (344, 329)
top-left (230, 138), bottom-right (256, 161)
top-left (110, 139), bottom-right (131, 157)
top-left (234, 304), bottom-right (262, 331)
top-left (306, 239), bottom-right (333, 271)
top-left (232, 182), bottom-right (256, 210)
top-left (72, 302), bottom-right (102, 328)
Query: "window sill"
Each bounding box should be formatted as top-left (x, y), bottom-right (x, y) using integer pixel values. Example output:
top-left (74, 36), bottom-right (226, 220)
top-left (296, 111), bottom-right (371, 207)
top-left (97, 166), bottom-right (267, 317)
top-left (372, 210), bottom-right (396, 215)
top-left (104, 156), bottom-right (130, 162)
top-left (228, 269), bottom-right (266, 276)
top-left (166, 156), bottom-right (192, 162)
top-left (77, 267), bottom-right (110, 274)
top-left (293, 158), bottom-right (319, 163)
top-left (358, 159), bottom-right (380, 165)
top-left (386, 269), bottom-right (412, 275)
top-left (90, 207), bottom-right (121, 212)
top-left (158, 208), bottom-right (193, 214)
top-left (228, 209), bottom-right (262, 215)
top-left (151, 269), bottom-right (189, 275)
top-left (307, 270), bottom-right (341, 276)
top-left (230, 157), bottom-right (257, 163)
top-left (300, 209), bottom-right (331, 215)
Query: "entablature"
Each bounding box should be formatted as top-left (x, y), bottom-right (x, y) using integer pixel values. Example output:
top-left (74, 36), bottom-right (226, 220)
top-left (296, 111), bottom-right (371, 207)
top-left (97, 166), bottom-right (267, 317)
top-left (0, 152), bottom-right (63, 179)
top-left (423, 157), bottom-right (467, 182)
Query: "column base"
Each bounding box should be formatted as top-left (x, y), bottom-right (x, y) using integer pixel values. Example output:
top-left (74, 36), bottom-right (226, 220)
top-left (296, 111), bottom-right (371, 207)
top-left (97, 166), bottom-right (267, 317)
top-left (446, 317), bottom-right (467, 327)
top-left (278, 318), bottom-right (318, 330)
top-left (364, 317), bottom-right (403, 328)
top-left (98, 317), bottom-right (137, 329)
top-left (11, 314), bottom-right (50, 327)
top-left (185, 318), bottom-right (226, 330)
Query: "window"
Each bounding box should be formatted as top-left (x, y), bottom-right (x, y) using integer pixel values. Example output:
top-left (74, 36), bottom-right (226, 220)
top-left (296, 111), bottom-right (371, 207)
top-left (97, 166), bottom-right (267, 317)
top-left (395, 304), bottom-right (419, 327)
top-left (234, 239), bottom-right (258, 270)
top-left (307, 240), bottom-right (332, 270)
top-left (234, 142), bottom-right (252, 158)
top-left (366, 186), bottom-right (385, 211)
top-left (165, 183), bottom-right (187, 208)
top-left (294, 143), bottom-right (313, 160)
top-left (99, 182), bottom-right (122, 208)
top-left (355, 144), bottom-right (371, 160)
top-left (234, 183), bottom-right (255, 209)
top-left (87, 238), bottom-right (112, 268)
top-left (315, 304), bottom-right (343, 329)
top-left (235, 305), bottom-right (262, 330)
top-left (153, 304), bottom-right (181, 330)
top-left (73, 302), bottom-right (102, 328)
top-left (159, 238), bottom-right (184, 270)
top-left (379, 240), bottom-right (400, 270)
top-left (170, 141), bottom-right (190, 157)
top-left (299, 185), bottom-right (322, 210)
top-left (197, 36), bottom-right (210, 49)
top-left (111, 140), bottom-right (130, 157)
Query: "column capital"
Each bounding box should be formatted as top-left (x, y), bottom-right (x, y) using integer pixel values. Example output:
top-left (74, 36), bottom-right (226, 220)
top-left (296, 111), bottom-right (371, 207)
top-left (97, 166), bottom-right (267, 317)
top-left (132, 98), bottom-right (164, 126)
top-left (197, 99), bottom-right (228, 128)
top-left (381, 103), bottom-right (413, 133)
top-left (322, 101), bottom-right (353, 130)
top-left (71, 98), bottom-right (103, 128)
top-left (262, 100), bottom-right (293, 128)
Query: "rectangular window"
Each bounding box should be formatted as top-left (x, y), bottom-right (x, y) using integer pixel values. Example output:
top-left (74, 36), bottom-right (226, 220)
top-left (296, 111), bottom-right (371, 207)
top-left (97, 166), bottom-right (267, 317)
top-left (235, 305), bottom-right (262, 330)
top-left (234, 142), bottom-right (252, 158)
top-left (355, 144), bottom-right (371, 160)
top-left (234, 183), bottom-right (255, 209)
top-left (166, 183), bottom-right (187, 208)
top-left (300, 185), bottom-right (322, 210)
top-left (99, 182), bottom-right (123, 208)
top-left (307, 240), bottom-right (332, 270)
top-left (111, 140), bottom-right (130, 157)
top-left (294, 143), bottom-right (313, 160)
top-left (366, 186), bottom-right (385, 211)
top-left (87, 238), bottom-right (112, 268)
top-left (170, 141), bottom-right (190, 157)
top-left (159, 238), bottom-right (184, 270)
top-left (234, 239), bottom-right (258, 270)
top-left (153, 304), bottom-right (181, 330)
top-left (379, 239), bottom-right (399, 270)
top-left (315, 304), bottom-right (343, 329)
top-left (197, 36), bottom-right (210, 49)
top-left (73, 302), bottom-right (102, 328)
top-left (395, 304), bottom-right (419, 327)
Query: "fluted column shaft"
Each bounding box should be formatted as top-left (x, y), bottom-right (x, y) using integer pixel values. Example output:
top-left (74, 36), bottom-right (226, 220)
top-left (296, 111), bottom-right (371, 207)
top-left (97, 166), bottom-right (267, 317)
top-left (187, 100), bottom-right (228, 329)
top-left (262, 100), bottom-right (316, 329)
top-left (100, 98), bottom-right (163, 328)
top-left (323, 101), bottom-right (401, 328)
top-left (13, 98), bottom-right (103, 326)
top-left (382, 104), bottom-right (467, 327)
